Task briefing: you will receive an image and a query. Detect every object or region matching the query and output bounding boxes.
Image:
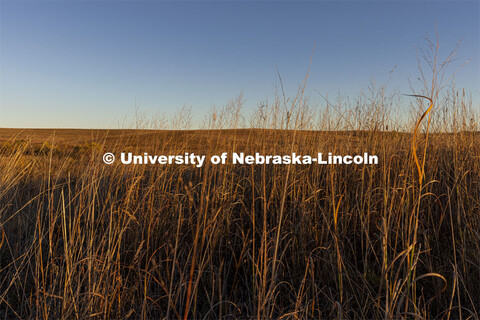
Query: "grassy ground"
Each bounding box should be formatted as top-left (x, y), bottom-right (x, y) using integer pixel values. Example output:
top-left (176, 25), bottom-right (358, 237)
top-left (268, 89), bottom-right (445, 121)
top-left (0, 126), bottom-right (479, 319)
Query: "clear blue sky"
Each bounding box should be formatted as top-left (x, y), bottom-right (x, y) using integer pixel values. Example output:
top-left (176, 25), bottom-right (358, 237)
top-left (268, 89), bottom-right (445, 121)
top-left (1, 0), bottom-right (478, 129)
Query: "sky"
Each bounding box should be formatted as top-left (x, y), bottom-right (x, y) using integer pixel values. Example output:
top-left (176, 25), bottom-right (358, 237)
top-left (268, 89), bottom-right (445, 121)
top-left (0, 0), bottom-right (478, 129)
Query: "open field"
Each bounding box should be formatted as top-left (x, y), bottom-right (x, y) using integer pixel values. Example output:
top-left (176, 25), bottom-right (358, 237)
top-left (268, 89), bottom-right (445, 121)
top-left (2, 0), bottom-right (479, 318)
top-left (0, 126), bottom-right (479, 319)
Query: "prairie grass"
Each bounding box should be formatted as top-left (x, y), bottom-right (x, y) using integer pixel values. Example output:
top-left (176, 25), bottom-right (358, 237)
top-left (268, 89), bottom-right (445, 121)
top-left (1, 104), bottom-right (478, 320)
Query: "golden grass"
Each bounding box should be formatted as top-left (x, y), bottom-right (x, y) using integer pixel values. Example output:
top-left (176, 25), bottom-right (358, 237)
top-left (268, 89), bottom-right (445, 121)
top-left (0, 122), bottom-right (478, 319)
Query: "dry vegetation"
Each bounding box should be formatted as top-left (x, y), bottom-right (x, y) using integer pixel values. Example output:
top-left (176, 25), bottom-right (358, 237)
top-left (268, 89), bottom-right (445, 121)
top-left (1, 37), bottom-right (479, 319)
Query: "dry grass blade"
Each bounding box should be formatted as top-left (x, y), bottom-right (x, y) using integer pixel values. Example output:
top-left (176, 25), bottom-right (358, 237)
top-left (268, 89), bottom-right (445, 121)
top-left (405, 94), bottom-right (434, 186)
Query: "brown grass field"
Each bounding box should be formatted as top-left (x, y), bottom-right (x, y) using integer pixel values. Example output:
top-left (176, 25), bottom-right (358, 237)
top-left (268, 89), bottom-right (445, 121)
top-left (0, 122), bottom-right (479, 319)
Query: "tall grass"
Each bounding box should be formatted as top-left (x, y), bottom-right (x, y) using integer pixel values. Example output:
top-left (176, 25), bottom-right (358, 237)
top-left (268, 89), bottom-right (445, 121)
top-left (1, 37), bottom-right (479, 319)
